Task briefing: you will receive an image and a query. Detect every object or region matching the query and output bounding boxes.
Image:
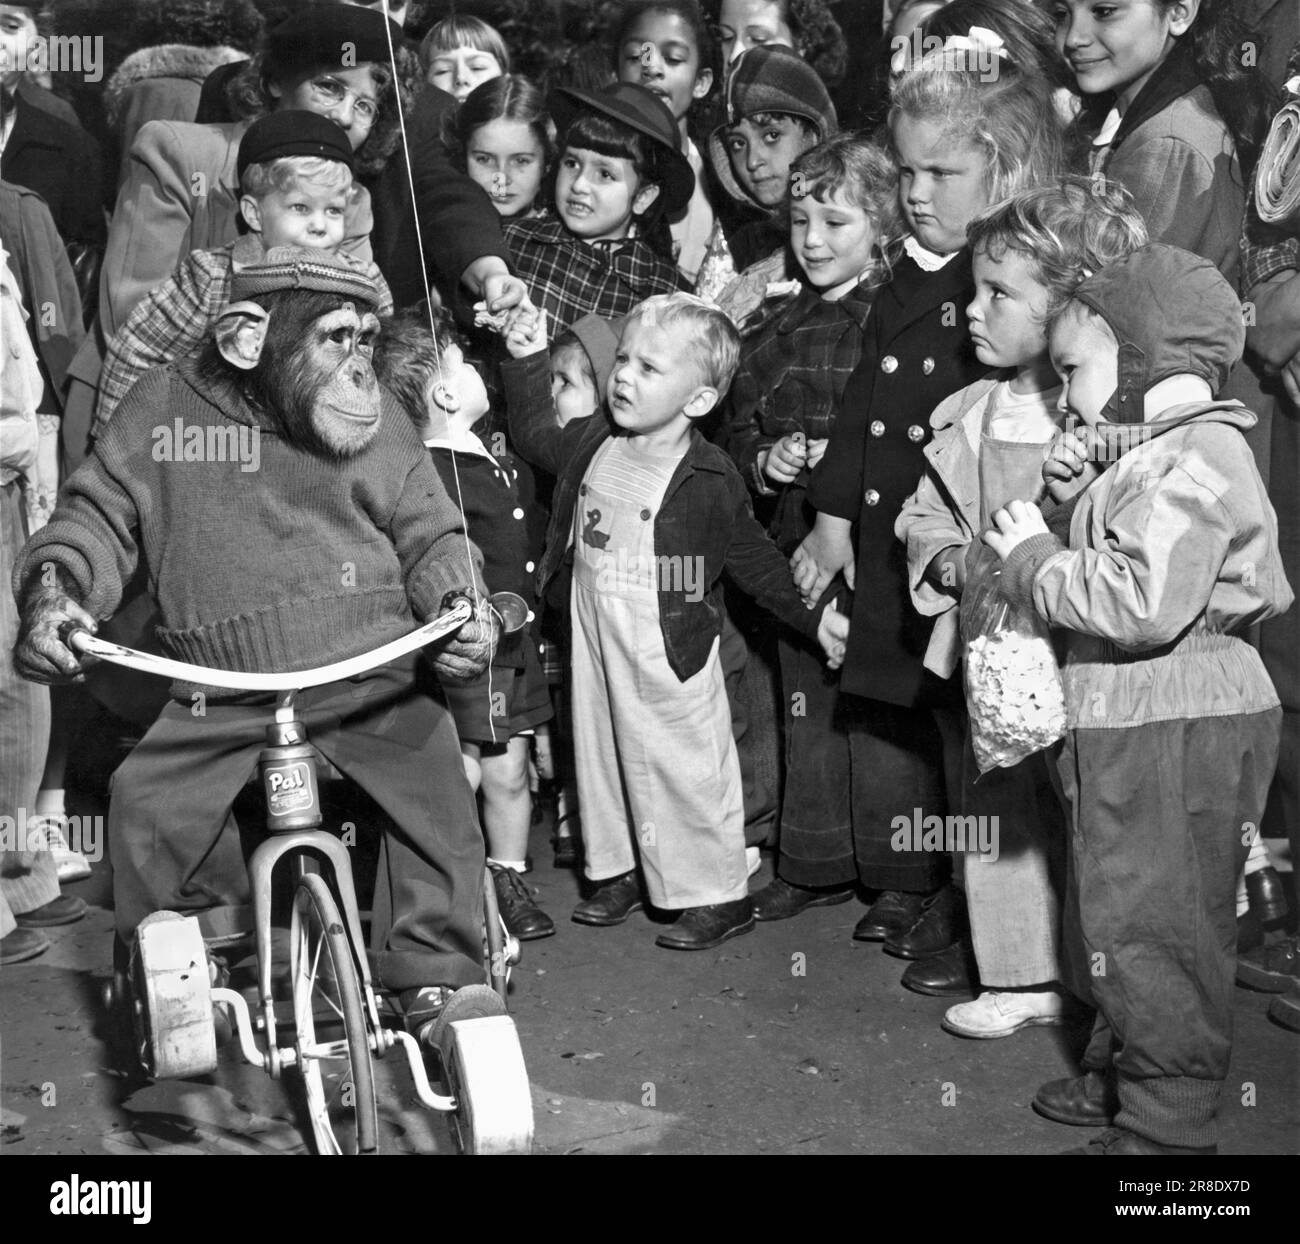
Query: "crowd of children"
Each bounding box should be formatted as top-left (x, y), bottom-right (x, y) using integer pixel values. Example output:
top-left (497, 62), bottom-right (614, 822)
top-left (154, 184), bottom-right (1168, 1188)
top-left (3, 0), bottom-right (1298, 1157)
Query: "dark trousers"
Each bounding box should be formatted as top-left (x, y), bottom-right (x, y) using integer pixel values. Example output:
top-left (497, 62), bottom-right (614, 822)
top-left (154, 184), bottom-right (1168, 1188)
top-left (773, 627), bottom-right (853, 886)
top-left (1059, 711), bottom-right (1281, 1149)
top-left (719, 608), bottom-right (779, 848)
top-left (108, 657), bottom-right (485, 991)
top-left (845, 697), bottom-right (963, 892)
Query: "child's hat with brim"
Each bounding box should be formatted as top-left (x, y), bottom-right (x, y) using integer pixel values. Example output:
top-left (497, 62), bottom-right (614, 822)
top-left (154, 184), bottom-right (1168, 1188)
top-left (550, 82), bottom-right (696, 216)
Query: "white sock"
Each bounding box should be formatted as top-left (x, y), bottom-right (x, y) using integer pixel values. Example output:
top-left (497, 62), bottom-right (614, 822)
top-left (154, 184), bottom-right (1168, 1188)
top-left (488, 857), bottom-right (528, 873)
top-left (745, 846), bottom-right (761, 877)
top-left (34, 789), bottom-right (66, 818)
top-left (1237, 875), bottom-right (1249, 919)
top-left (1244, 834), bottom-right (1271, 875)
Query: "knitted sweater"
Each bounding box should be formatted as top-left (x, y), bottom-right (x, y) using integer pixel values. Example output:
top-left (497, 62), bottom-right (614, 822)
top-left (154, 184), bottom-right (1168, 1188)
top-left (16, 357), bottom-right (485, 700)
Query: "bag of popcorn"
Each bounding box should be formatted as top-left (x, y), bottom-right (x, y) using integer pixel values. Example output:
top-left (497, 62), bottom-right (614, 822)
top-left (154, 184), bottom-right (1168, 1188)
top-left (961, 544), bottom-right (1066, 773)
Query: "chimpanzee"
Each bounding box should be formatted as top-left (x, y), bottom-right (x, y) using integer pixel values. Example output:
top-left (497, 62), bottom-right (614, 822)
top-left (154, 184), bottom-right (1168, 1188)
top-left (14, 248), bottom-right (499, 1032)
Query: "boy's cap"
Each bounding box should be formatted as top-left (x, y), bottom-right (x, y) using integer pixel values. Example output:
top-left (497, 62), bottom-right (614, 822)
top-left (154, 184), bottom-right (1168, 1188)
top-left (1070, 243), bottom-right (1244, 423)
top-left (231, 246), bottom-right (378, 303)
top-left (708, 45), bottom-right (837, 206)
top-left (237, 110), bottom-right (355, 184)
top-left (550, 82), bottom-right (696, 215)
top-left (567, 313), bottom-right (624, 395)
top-left (265, 3), bottom-right (403, 80)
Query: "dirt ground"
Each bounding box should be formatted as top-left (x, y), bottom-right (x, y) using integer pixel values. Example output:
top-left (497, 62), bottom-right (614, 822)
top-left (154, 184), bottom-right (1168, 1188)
top-left (2, 755), bottom-right (1295, 1157)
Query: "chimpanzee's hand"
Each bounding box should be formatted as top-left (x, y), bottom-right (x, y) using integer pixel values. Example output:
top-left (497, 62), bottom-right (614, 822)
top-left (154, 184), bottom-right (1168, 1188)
top-left (430, 593), bottom-right (500, 684)
top-left (15, 587), bottom-right (99, 684)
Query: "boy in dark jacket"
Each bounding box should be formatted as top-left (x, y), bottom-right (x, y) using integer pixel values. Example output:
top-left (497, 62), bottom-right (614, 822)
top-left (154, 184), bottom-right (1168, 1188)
top-left (500, 293), bottom-right (848, 950)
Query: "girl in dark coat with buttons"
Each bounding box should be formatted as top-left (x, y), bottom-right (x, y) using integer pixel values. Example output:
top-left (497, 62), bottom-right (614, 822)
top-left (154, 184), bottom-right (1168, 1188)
top-left (789, 48), bottom-right (1064, 972)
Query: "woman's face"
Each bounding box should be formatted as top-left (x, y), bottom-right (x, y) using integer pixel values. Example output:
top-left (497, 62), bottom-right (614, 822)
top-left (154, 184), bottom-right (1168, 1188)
top-left (718, 0), bottom-right (795, 67)
top-left (272, 65), bottom-right (382, 150)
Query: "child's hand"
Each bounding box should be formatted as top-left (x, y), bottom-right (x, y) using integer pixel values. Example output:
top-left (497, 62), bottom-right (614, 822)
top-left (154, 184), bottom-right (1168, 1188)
top-left (790, 514), bottom-right (855, 604)
top-left (761, 433), bottom-right (807, 484)
top-left (1042, 427), bottom-right (1091, 501)
top-left (503, 308), bottom-right (548, 359)
top-left (817, 599), bottom-right (850, 670)
top-left (804, 437), bottom-right (829, 471)
top-left (982, 499), bottom-right (1049, 563)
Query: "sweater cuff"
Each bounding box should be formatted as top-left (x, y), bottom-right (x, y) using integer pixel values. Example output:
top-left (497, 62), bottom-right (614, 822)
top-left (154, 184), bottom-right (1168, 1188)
top-left (748, 458), bottom-right (777, 496)
top-left (999, 533), bottom-right (1063, 610)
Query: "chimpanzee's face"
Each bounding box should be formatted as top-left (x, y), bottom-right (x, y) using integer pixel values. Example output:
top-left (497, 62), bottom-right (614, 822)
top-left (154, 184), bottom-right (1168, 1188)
top-left (306, 302), bottom-right (382, 455)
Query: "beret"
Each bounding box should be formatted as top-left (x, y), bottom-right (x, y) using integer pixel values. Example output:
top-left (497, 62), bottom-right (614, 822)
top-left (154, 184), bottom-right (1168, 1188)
top-left (237, 109), bottom-right (354, 183)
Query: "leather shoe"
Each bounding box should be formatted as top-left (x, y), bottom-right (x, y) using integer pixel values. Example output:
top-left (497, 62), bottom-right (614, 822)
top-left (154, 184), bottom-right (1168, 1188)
top-left (1238, 908), bottom-right (1264, 954)
top-left (853, 890), bottom-right (924, 942)
top-left (1237, 933), bottom-right (1300, 993)
top-left (489, 863), bottom-right (555, 940)
top-left (884, 886), bottom-right (964, 960)
top-left (1267, 983), bottom-right (1300, 1032)
top-left (901, 941), bottom-right (977, 997)
top-left (14, 894), bottom-right (87, 928)
top-left (1064, 1126), bottom-right (1217, 1156)
top-left (1033, 1070), bottom-right (1117, 1127)
top-left (655, 898), bottom-right (755, 950)
top-left (0, 927), bottom-right (50, 964)
top-left (1247, 866), bottom-right (1289, 928)
top-left (753, 876), bottom-right (853, 922)
top-left (572, 870), bottom-right (644, 926)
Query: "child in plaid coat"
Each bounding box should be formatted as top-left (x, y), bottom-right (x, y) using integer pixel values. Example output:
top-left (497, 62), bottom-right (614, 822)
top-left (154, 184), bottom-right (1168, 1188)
top-left (726, 134), bottom-right (901, 919)
top-left (504, 83), bottom-right (689, 339)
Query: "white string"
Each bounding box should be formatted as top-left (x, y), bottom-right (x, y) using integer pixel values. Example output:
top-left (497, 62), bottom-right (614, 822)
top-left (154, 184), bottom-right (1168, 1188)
top-left (379, 17), bottom-right (499, 741)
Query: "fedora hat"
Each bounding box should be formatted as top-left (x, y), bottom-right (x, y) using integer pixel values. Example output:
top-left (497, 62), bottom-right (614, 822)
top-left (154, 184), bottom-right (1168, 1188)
top-left (551, 82), bottom-right (696, 215)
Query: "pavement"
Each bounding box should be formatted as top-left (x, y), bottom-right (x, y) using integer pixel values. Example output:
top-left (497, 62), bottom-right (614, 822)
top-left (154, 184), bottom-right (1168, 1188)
top-left (2, 799), bottom-right (1296, 1156)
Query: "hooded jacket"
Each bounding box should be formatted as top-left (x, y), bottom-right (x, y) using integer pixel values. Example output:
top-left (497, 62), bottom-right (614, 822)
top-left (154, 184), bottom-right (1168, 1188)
top-left (1001, 401), bottom-right (1293, 728)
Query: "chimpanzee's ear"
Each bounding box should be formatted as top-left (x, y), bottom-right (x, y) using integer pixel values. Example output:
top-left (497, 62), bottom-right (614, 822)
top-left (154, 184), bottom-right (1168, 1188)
top-left (214, 301), bottom-right (271, 371)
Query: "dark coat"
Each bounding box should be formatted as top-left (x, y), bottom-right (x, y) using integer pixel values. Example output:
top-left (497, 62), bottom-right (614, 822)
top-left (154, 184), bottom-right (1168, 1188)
top-left (808, 250), bottom-right (990, 708)
top-left (0, 95), bottom-right (105, 246)
top-left (366, 85), bottom-right (510, 312)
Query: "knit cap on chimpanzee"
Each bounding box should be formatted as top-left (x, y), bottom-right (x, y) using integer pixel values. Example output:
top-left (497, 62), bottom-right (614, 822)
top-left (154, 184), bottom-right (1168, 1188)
top-left (231, 246), bottom-right (379, 304)
top-left (707, 44), bottom-right (838, 207)
top-left (1068, 243), bottom-right (1245, 424)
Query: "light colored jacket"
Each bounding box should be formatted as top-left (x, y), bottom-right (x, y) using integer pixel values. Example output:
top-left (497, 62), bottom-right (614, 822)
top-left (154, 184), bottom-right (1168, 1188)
top-left (1002, 402), bottom-right (1294, 728)
top-left (0, 243), bottom-right (41, 484)
top-left (895, 376), bottom-right (1001, 679)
